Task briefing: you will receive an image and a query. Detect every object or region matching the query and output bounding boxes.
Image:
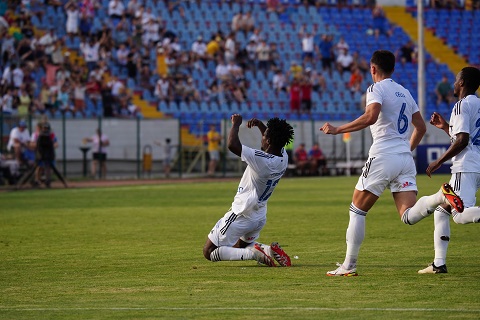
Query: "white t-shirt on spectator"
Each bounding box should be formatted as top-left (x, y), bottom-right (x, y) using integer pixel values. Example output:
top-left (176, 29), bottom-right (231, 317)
top-left (81, 42), bottom-right (100, 62)
top-left (12, 68), bottom-right (24, 88)
top-left (108, 0), bottom-right (125, 16)
top-left (7, 127), bottom-right (30, 151)
top-left (216, 64), bottom-right (230, 80)
top-left (191, 41), bottom-right (206, 57)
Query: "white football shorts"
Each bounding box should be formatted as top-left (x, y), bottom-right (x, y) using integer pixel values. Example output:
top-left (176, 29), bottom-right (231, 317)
top-left (355, 153), bottom-right (418, 196)
top-left (449, 172), bottom-right (480, 208)
top-left (208, 210), bottom-right (266, 247)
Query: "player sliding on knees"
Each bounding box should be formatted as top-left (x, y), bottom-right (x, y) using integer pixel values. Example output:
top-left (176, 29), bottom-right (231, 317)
top-left (319, 50), bottom-right (463, 276)
top-left (203, 114), bottom-right (294, 267)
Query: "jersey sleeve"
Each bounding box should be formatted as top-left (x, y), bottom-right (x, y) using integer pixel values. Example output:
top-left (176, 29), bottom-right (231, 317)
top-left (451, 100), bottom-right (471, 135)
top-left (241, 145), bottom-right (265, 173)
top-left (366, 84), bottom-right (382, 106)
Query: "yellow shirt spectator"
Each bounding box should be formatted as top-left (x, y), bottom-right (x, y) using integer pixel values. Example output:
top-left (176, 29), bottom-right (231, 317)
top-left (206, 39), bottom-right (220, 57)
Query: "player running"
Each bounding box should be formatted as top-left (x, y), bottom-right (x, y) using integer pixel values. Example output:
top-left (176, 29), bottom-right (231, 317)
top-left (203, 114), bottom-right (294, 267)
top-left (319, 50), bottom-right (462, 276)
top-left (417, 66), bottom-right (480, 274)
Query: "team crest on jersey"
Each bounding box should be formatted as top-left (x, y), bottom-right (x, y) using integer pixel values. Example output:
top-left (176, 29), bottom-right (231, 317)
top-left (246, 236), bottom-right (255, 241)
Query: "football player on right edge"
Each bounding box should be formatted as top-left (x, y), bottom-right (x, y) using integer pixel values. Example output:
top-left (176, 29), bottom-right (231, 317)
top-left (417, 66), bottom-right (480, 274)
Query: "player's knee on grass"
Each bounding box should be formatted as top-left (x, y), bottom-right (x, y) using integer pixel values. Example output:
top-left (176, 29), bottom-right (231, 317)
top-left (203, 242), bottom-right (216, 261)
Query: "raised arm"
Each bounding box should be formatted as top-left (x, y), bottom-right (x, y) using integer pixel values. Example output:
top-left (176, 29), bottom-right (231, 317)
top-left (246, 118), bottom-right (266, 135)
top-left (228, 114), bottom-right (243, 157)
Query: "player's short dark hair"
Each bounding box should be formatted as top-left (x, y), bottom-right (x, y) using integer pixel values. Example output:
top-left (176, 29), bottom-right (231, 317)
top-left (266, 117), bottom-right (294, 148)
top-left (370, 50), bottom-right (395, 75)
top-left (460, 66), bottom-right (480, 92)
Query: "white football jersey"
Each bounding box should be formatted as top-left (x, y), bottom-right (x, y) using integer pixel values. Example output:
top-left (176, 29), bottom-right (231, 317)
top-left (231, 145), bottom-right (288, 217)
top-left (365, 78), bottom-right (419, 156)
top-left (448, 94), bottom-right (480, 173)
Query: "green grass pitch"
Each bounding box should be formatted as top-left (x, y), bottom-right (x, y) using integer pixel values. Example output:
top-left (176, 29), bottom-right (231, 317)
top-left (1, 175), bottom-right (480, 319)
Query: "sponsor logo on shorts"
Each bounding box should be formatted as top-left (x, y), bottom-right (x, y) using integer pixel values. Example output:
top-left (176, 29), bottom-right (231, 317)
top-left (401, 181), bottom-right (414, 188)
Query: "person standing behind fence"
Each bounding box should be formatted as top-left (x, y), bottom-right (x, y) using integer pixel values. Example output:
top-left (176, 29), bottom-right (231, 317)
top-left (83, 128), bottom-right (109, 179)
top-left (155, 138), bottom-right (174, 178)
top-left (207, 124), bottom-right (221, 177)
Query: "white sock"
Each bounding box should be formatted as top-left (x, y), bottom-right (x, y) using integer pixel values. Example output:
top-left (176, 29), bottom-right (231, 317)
top-left (433, 206), bottom-right (450, 267)
top-left (343, 203), bottom-right (367, 269)
top-left (210, 246), bottom-right (254, 262)
top-left (452, 206), bottom-right (480, 224)
top-left (401, 190), bottom-right (444, 225)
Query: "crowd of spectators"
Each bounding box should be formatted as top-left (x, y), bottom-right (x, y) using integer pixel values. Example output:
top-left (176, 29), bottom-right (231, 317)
top-left (0, 0), bottom-right (465, 123)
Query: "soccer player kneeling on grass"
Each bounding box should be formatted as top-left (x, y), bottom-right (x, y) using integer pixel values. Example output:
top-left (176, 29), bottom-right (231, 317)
top-left (203, 114), bottom-right (294, 267)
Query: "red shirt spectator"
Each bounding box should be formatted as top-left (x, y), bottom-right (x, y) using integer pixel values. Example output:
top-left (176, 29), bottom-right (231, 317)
top-left (289, 79), bottom-right (301, 113)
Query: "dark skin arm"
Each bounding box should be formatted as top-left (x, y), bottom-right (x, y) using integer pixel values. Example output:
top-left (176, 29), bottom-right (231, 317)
top-left (227, 114), bottom-right (243, 157)
top-left (426, 111), bottom-right (469, 177)
top-left (426, 132), bottom-right (469, 177)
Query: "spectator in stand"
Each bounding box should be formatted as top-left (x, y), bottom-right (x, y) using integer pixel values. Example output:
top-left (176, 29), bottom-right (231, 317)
top-left (84, 73), bottom-right (99, 106)
top-left (108, 0), bottom-right (125, 20)
top-left (371, 5), bottom-right (392, 39)
top-left (266, 0), bottom-right (285, 13)
top-left (348, 66), bottom-right (363, 93)
top-left (126, 0), bottom-right (140, 18)
top-left (79, 13), bottom-right (92, 37)
top-left (299, 25), bottom-right (315, 67)
top-left (1, 33), bottom-right (15, 67)
top-left (72, 79), bottom-right (86, 118)
top-left (231, 11), bottom-right (242, 33)
top-left (12, 64), bottom-right (24, 89)
top-left (65, 1), bottom-right (79, 36)
top-left (191, 35), bottom-right (206, 68)
top-left (143, 18), bottom-right (160, 48)
top-left (273, 68), bottom-right (287, 93)
top-left (294, 143), bottom-right (309, 176)
top-left (39, 28), bottom-right (58, 58)
top-left (245, 39), bottom-right (257, 73)
top-left (33, 43), bottom-right (47, 70)
top-left (55, 64), bottom-right (71, 84)
top-left (335, 36), bottom-right (349, 57)
top-left (81, 37), bottom-right (101, 72)
top-left (17, 84), bottom-right (31, 117)
top-left (336, 49), bottom-right (353, 75)
top-left (289, 60), bottom-right (303, 79)
top-left (306, 67), bottom-right (326, 94)
top-left (126, 49), bottom-right (138, 82)
top-left (116, 42), bottom-right (129, 75)
top-left (249, 28), bottom-right (263, 44)
top-left (397, 40), bottom-right (417, 64)
top-left (240, 11), bottom-right (255, 34)
top-left (155, 74), bottom-right (171, 104)
top-left (56, 83), bottom-right (74, 116)
top-left (1, 63), bottom-right (15, 89)
top-left (318, 34), bottom-right (334, 74)
top-left (215, 58), bottom-right (230, 83)
top-left (184, 77), bottom-right (201, 104)
top-left (352, 51), bottom-right (369, 75)
top-left (435, 74), bottom-right (455, 106)
top-left (309, 142), bottom-right (327, 176)
top-left (269, 42), bottom-right (280, 70)
top-left (206, 35), bottom-right (220, 59)
top-left (224, 32), bottom-right (236, 63)
top-left (289, 77), bottom-right (301, 115)
top-left (17, 38), bottom-right (34, 66)
top-left (300, 74), bottom-right (313, 114)
top-left (256, 39), bottom-right (270, 76)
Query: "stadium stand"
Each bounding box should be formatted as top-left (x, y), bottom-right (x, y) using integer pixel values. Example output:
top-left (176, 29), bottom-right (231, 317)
top-left (1, 0), bottom-right (470, 135)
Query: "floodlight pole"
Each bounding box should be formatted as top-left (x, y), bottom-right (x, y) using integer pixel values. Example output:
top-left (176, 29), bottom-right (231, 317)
top-left (418, 0), bottom-right (426, 120)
